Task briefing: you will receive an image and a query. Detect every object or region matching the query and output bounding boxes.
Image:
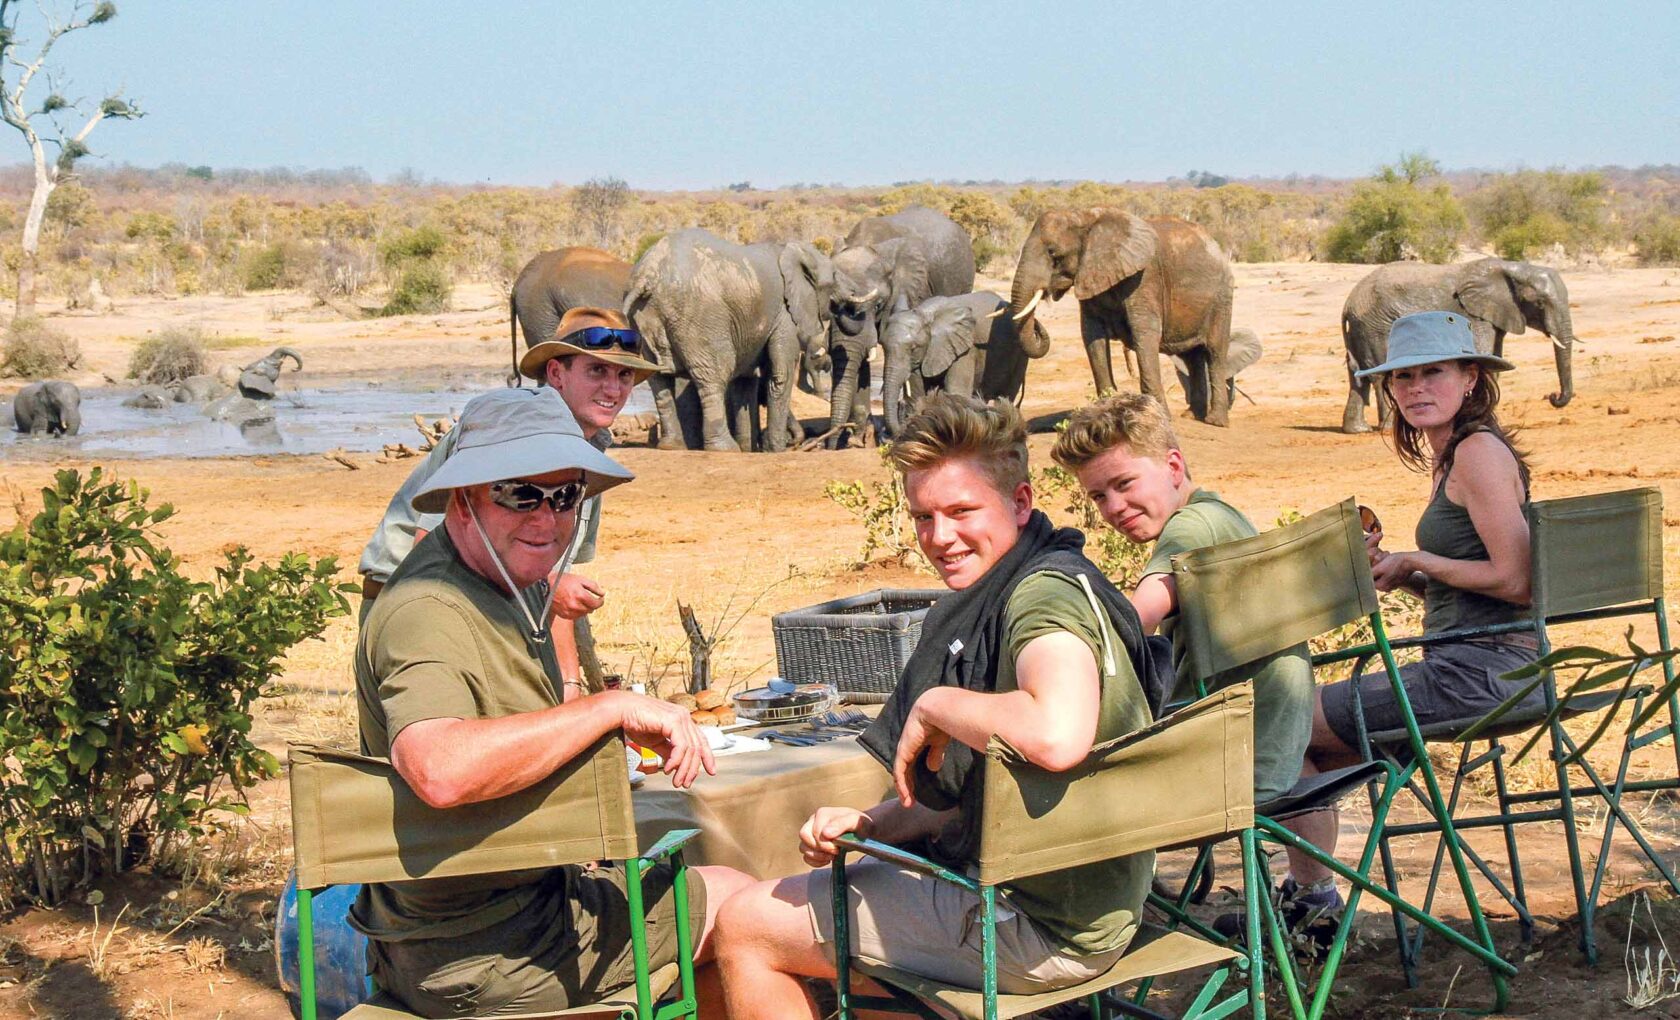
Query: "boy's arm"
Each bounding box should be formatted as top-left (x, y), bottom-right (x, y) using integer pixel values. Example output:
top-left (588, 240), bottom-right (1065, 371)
top-left (1130, 572), bottom-right (1177, 634)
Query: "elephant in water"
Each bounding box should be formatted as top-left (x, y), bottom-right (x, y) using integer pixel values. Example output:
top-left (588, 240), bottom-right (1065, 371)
top-left (237, 347), bottom-right (303, 398)
top-left (509, 247), bottom-right (632, 385)
top-left (13, 379), bottom-right (82, 435)
top-left (879, 291), bottom-right (1039, 437)
top-left (1008, 209), bottom-right (1236, 426)
top-left (1340, 258), bottom-right (1577, 433)
top-left (626, 229), bottom-right (833, 452)
top-left (172, 374), bottom-right (231, 403)
top-left (824, 206), bottom-right (975, 447)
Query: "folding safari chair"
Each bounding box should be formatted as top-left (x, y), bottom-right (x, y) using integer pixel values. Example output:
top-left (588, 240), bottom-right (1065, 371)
top-left (830, 685), bottom-right (1261, 1020)
top-left (288, 736), bottom-right (701, 1020)
top-left (1315, 486), bottom-right (1680, 969)
top-left (1156, 500), bottom-right (1515, 1020)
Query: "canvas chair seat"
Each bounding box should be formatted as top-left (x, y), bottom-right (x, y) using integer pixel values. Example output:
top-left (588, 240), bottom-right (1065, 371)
top-left (1257, 761), bottom-right (1389, 821)
top-left (854, 928), bottom-right (1239, 1020)
top-left (1365, 687), bottom-right (1642, 747)
top-left (340, 964), bottom-right (680, 1020)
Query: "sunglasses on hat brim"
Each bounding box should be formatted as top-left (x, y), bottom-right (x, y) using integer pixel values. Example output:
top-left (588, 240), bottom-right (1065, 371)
top-left (561, 326), bottom-right (642, 355)
top-left (488, 479), bottom-right (586, 514)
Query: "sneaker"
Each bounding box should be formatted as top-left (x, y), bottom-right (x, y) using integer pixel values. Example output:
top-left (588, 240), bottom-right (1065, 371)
top-left (1212, 878), bottom-right (1345, 957)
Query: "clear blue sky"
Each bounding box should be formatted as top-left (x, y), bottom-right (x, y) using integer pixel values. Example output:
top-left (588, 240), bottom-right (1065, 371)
top-left (35, 1), bottom-right (1680, 189)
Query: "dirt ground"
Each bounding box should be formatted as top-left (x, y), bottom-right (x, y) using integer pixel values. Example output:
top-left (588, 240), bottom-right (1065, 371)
top-left (3, 261), bottom-right (1680, 1018)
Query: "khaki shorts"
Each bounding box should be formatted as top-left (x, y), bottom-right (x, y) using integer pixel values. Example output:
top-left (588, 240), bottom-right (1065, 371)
top-left (371, 862), bottom-right (707, 1017)
top-left (806, 858), bottom-right (1126, 996)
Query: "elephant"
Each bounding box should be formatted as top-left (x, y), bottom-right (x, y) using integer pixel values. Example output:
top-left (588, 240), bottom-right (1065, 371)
top-left (1171, 326), bottom-right (1262, 420)
top-left (625, 229), bottom-right (833, 452)
top-left (1008, 208), bottom-right (1237, 426)
top-left (123, 385), bottom-right (173, 409)
top-left (824, 206), bottom-right (976, 447)
top-left (1340, 257), bottom-right (1577, 433)
top-left (509, 246), bottom-right (632, 385)
top-left (13, 379), bottom-right (82, 435)
top-left (237, 347), bottom-right (303, 399)
top-left (171, 374), bottom-right (231, 403)
top-left (880, 291), bottom-right (1041, 437)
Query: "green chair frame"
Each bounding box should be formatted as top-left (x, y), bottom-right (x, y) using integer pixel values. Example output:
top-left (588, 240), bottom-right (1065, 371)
top-left (830, 686), bottom-right (1261, 1020)
top-left (288, 736), bottom-right (700, 1020)
top-left (1149, 499), bottom-right (1515, 1020)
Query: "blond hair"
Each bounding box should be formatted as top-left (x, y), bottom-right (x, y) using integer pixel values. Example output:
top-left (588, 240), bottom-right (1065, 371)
top-left (1051, 392), bottom-right (1180, 469)
top-left (888, 393), bottom-right (1029, 496)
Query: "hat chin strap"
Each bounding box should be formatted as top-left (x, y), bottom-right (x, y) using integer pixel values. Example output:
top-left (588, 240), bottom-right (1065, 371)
top-left (465, 497), bottom-right (545, 641)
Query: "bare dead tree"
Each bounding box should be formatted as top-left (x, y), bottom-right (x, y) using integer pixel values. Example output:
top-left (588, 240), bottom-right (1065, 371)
top-left (569, 176), bottom-right (630, 250)
top-left (0, 1), bottom-right (141, 319)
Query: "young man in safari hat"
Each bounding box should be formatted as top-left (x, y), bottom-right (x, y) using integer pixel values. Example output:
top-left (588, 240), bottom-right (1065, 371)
top-left (357, 306), bottom-right (660, 696)
top-left (353, 385), bottom-right (752, 1017)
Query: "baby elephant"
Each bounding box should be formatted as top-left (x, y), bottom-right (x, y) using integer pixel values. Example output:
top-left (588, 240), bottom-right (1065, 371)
top-left (237, 346), bottom-right (303, 399)
top-left (880, 291), bottom-right (1030, 437)
top-left (14, 379), bottom-right (82, 436)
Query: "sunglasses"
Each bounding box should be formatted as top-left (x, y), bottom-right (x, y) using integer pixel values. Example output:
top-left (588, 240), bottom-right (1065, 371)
top-left (563, 326), bottom-right (642, 354)
top-left (489, 479), bottom-right (586, 514)
top-left (1357, 504), bottom-right (1382, 535)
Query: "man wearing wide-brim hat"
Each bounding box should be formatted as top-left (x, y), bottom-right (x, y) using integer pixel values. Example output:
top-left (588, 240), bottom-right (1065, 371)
top-left (357, 306), bottom-right (661, 691)
top-left (352, 386), bottom-right (751, 1016)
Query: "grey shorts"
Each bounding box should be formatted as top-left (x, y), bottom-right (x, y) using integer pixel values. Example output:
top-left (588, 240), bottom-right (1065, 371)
top-left (370, 862), bottom-right (706, 1017)
top-left (1319, 639), bottom-right (1541, 750)
top-left (806, 858), bottom-right (1128, 996)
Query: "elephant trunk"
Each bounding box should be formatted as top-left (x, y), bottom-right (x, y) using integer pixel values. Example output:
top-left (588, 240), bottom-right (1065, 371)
top-left (828, 352), bottom-right (859, 434)
top-left (62, 404), bottom-right (82, 436)
top-left (1008, 243), bottom-right (1054, 359)
top-left (277, 346), bottom-right (304, 371)
top-left (1547, 313), bottom-right (1576, 408)
top-left (882, 350), bottom-right (909, 439)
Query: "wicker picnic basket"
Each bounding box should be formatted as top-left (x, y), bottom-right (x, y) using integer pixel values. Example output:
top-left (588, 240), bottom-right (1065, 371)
top-left (771, 589), bottom-right (943, 703)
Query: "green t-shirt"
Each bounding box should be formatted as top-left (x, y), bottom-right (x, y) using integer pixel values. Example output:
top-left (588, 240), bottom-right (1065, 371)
top-left (351, 525), bottom-right (565, 943)
top-left (1142, 489), bottom-right (1314, 803)
top-left (990, 570), bottom-right (1154, 956)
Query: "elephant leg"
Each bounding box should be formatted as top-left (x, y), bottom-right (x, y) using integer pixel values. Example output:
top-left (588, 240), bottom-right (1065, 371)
top-left (1342, 364), bottom-right (1371, 434)
top-left (1375, 383), bottom-right (1395, 432)
top-left (1181, 350), bottom-right (1211, 422)
top-left (1080, 303), bottom-right (1118, 396)
top-left (1202, 299), bottom-right (1233, 427)
top-left (1126, 309), bottom-right (1168, 406)
top-left (1493, 329), bottom-right (1505, 358)
top-left (649, 374), bottom-right (689, 450)
top-left (693, 377), bottom-right (739, 453)
top-left (727, 376), bottom-right (756, 452)
top-left (762, 327), bottom-right (796, 454)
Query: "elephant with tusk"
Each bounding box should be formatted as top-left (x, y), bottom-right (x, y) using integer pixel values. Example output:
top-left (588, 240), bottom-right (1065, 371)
top-left (1340, 257), bottom-right (1578, 433)
top-left (237, 346), bottom-right (303, 399)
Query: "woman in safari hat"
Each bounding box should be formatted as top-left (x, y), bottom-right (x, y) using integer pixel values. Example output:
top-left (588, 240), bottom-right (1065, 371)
top-left (1277, 310), bottom-right (1541, 935)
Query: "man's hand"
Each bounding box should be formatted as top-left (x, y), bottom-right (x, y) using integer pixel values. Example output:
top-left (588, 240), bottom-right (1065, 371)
top-left (609, 691), bottom-right (716, 789)
top-left (799, 806), bottom-right (874, 867)
top-left (892, 701), bottom-right (952, 808)
top-left (550, 572), bottom-right (606, 620)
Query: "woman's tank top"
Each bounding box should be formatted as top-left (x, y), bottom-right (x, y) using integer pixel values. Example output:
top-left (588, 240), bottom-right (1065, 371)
top-left (1415, 464), bottom-right (1529, 634)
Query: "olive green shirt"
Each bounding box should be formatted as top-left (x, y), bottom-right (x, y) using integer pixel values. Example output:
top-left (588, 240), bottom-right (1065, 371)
top-left (351, 524), bottom-right (564, 943)
top-left (1143, 489), bottom-right (1313, 803)
top-left (990, 570), bottom-right (1154, 956)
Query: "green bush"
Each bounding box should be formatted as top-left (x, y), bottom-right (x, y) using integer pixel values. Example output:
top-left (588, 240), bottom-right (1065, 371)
top-left (1469, 170), bottom-right (1608, 257)
top-left (128, 326), bottom-right (209, 384)
top-left (1491, 212), bottom-right (1569, 260)
top-left (1322, 155), bottom-right (1467, 264)
top-left (240, 243), bottom-right (289, 290)
top-left (0, 317), bottom-right (80, 379)
top-left (380, 260), bottom-right (453, 316)
top-left (0, 468), bottom-right (351, 905)
top-left (633, 232), bottom-right (665, 263)
top-left (380, 224), bottom-right (449, 266)
top-left (1633, 214), bottom-right (1680, 266)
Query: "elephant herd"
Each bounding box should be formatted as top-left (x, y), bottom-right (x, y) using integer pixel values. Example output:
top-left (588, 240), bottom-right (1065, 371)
top-left (510, 204), bottom-right (1579, 451)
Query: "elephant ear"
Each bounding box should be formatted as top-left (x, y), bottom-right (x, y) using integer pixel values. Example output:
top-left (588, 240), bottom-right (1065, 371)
top-left (1227, 327), bottom-right (1263, 376)
top-left (923, 305), bottom-right (976, 377)
top-left (1074, 210), bottom-right (1156, 301)
top-left (778, 242), bottom-right (831, 345)
top-left (1454, 261), bottom-right (1527, 335)
top-left (876, 237), bottom-right (932, 311)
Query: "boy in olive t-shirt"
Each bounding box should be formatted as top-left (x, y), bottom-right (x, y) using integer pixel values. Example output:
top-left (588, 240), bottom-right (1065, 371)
top-left (1051, 393), bottom-right (1313, 803)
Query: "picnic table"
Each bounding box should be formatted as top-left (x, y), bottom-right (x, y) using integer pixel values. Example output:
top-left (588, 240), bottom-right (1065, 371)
top-left (632, 733), bottom-right (893, 879)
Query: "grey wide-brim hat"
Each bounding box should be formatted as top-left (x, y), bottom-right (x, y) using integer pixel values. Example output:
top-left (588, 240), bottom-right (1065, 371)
top-left (1355, 310), bottom-right (1516, 379)
top-left (411, 387), bottom-right (633, 514)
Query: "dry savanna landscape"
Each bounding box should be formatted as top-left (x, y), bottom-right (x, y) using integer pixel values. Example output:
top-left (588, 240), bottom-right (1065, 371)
top-left (2, 168), bottom-right (1680, 1020)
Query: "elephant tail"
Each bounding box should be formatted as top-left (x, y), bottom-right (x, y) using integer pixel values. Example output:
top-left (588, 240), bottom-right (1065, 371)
top-left (623, 280), bottom-right (671, 373)
top-left (508, 290), bottom-right (522, 387)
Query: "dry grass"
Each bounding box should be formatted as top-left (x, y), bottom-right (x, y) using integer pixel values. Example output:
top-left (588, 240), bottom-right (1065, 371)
top-left (1624, 892), bottom-right (1680, 1008)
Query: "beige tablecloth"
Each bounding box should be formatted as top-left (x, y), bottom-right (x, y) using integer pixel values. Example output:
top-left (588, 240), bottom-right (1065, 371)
top-left (632, 736), bottom-right (893, 880)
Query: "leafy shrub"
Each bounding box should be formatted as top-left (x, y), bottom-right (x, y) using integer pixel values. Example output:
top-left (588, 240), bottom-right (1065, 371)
top-left (1634, 214), bottom-right (1680, 266)
top-left (1468, 170), bottom-right (1608, 258)
top-left (379, 260), bottom-right (453, 316)
top-left (0, 317), bottom-right (80, 378)
top-left (0, 468), bottom-right (351, 905)
top-left (379, 224), bottom-right (449, 266)
top-left (1490, 212), bottom-right (1570, 260)
top-left (128, 326), bottom-right (209, 384)
top-left (1322, 155), bottom-right (1467, 264)
top-left (240, 243), bottom-right (289, 290)
top-left (824, 448), bottom-right (922, 568)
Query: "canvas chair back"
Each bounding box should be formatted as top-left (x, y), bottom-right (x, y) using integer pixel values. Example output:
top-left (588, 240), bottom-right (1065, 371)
top-left (1171, 499), bottom-right (1377, 684)
top-left (289, 735), bottom-right (637, 891)
top-left (974, 685), bottom-right (1254, 886)
top-left (1528, 487), bottom-right (1664, 618)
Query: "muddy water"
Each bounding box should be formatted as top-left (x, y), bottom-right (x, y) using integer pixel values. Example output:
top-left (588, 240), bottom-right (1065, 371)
top-left (1, 383), bottom-right (656, 461)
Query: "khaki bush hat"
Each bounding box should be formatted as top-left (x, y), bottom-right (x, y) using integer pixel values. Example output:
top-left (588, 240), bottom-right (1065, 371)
top-left (518, 306), bottom-right (662, 383)
top-left (411, 387), bottom-right (633, 514)
top-left (1356, 311), bottom-right (1516, 379)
